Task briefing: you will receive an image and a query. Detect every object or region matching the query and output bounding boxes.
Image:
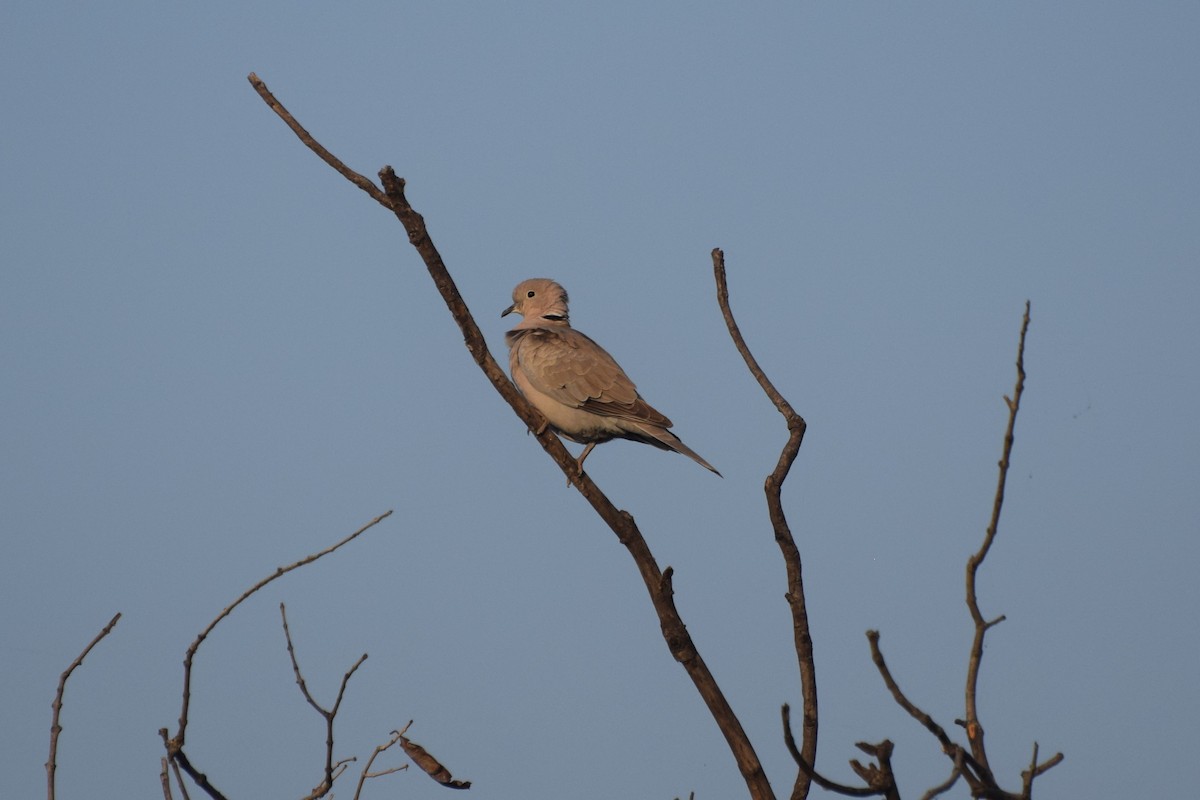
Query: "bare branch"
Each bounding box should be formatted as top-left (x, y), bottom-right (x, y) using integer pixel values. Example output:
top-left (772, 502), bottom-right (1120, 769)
top-left (170, 757), bottom-right (192, 800)
top-left (159, 732), bottom-right (228, 800)
top-left (781, 705), bottom-right (880, 798)
top-left (863, 305), bottom-right (1060, 800)
top-left (279, 603), bottom-right (369, 800)
top-left (1020, 742), bottom-right (1064, 799)
top-left (919, 764), bottom-right (960, 800)
top-left (46, 612), bottom-right (121, 800)
top-left (163, 510), bottom-right (392, 800)
top-left (248, 73), bottom-right (774, 800)
top-left (848, 741), bottom-right (902, 800)
top-left (247, 73), bottom-right (390, 206)
top-left (160, 758), bottom-right (173, 800)
top-left (866, 632), bottom-right (964, 759)
top-left (964, 302), bottom-right (1030, 768)
top-left (280, 602), bottom-right (324, 714)
top-left (353, 725), bottom-right (411, 800)
top-left (714, 249), bottom-right (815, 800)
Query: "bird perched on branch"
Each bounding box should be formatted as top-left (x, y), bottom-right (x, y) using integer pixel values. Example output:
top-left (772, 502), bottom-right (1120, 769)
top-left (503, 278), bottom-right (720, 476)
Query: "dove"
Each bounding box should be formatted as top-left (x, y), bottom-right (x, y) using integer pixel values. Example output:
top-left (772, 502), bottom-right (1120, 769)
top-left (502, 278), bottom-right (720, 476)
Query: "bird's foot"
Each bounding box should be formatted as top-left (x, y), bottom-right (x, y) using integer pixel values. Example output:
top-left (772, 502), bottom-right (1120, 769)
top-left (567, 460), bottom-right (587, 488)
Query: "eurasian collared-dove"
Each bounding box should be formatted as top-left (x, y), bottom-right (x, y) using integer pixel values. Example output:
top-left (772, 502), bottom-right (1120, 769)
top-left (502, 278), bottom-right (720, 476)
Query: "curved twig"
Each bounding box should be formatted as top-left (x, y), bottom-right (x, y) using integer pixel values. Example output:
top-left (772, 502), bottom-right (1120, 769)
top-left (713, 249), bottom-right (815, 800)
top-left (781, 705), bottom-right (879, 798)
top-left (867, 631), bottom-right (956, 753)
top-left (920, 763), bottom-right (960, 800)
top-left (247, 73), bottom-right (774, 800)
top-left (163, 510), bottom-right (392, 800)
top-left (46, 612), bottom-right (121, 800)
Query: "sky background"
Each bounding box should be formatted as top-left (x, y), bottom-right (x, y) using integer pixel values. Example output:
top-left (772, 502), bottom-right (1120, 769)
top-left (3, 3), bottom-right (1197, 799)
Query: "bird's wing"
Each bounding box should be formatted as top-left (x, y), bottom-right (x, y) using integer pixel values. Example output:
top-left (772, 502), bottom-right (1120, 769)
top-left (508, 327), bottom-right (673, 427)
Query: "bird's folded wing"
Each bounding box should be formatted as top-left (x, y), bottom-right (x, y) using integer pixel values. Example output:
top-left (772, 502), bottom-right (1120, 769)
top-left (508, 328), bottom-right (673, 427)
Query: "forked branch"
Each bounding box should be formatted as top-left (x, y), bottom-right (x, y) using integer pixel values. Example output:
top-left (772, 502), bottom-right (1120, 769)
top-left (279, 603), bottom-right (369, 799)
top-left (864, 303), bottom-right (1062, 799)
top-left (161, 510), bottom-right (392, 800)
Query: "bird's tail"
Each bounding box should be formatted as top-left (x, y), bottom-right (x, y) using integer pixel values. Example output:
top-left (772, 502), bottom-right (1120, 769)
top-left (627, 422), bottom-right (722, 477)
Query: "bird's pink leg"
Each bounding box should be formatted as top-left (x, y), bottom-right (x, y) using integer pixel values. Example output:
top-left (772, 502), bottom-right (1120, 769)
top-left (568, 443), bottom-right (596, 487)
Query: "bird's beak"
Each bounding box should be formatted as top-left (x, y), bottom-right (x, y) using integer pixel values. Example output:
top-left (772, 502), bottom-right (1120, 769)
top-left (501, 303), bottom-right (516, 318)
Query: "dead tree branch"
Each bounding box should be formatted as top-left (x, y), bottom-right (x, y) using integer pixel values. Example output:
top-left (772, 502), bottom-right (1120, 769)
top-left (713, 249), bottom-right (815, 800)
top-left (46, 612), bottom-right (121, 800)
top-left (353, 724), bottom-right (411, 800)
top-left (161, 510), bottom-right (392, 800)
top-left (919, 765), bottom-right (960, 800)
top-left (781, 705), bottom-right (884, 798)
top-left (169, 757), bottom-right (191, 800)
top-left (248, 74), bottom-right (389, 205)
top-left (964, 301), bottom-right (1030, 768)
top-left (160, 757), bottom-right (173, 800)
top-left (248, 72), bottom-right (774, 800)
top-left (279, 603), bottom-right (369, 799)
top-left (864, 304), bottom-right (1062, 799)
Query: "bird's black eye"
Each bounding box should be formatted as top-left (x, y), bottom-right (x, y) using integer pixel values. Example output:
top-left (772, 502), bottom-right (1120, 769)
top-left (527, 290), bottom-right (536, 298)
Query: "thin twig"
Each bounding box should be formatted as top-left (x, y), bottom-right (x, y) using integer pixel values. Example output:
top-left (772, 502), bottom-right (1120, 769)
top-left (714, 249), bottom-right (815, 800)
top-left (164, 511), bottom-right (392, 800)
top-left (964, 302), bottom-right (1030, 770)
top-left (170, 758), bottom-right (192, 800)
top-left (160, 737), bottom-right (227, 800)
top-left (246, 73), bottom-right (776, 800)
top-left (866, 631), bottom-right (956, 753)
top-left (280, 603), bottom-right (370, 800)
top-left (919, 764), bottom-right (960, 800)
top-left (46, 612), bottom-right (121, 800)
top-left (866, 631), bottom-right (1004, 798)
top-left (280, 603), bottom-right (324, 714)
top-left (848, 741), bottom-right (902, 800)
top-left (1020, 741), bottom-right (1064, 799)
top-left (160, 758), bottom-right (173, 800)
top-left (353, 724), bottom-right (411, 800)
top-left (247, 73), bottom-right (390, 206)
top-left (781, 705), bottom-right (879, 797)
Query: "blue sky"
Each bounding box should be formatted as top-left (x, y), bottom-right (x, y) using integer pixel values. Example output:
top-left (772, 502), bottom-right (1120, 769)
top-left (3, 3), bottom-right (1197, 798)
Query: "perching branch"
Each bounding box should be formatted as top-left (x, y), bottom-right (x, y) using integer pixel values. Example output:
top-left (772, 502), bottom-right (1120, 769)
top-left (46, 612), bottom-right (121, 800)
top-left (247, 74), bottom-right (1066, 800)
top-left (713, 250), bottom-right (816, 800)
top-left (248, 72), bottom-right (774, 800)
top-left (161, 510), bottom-right (392, 800)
